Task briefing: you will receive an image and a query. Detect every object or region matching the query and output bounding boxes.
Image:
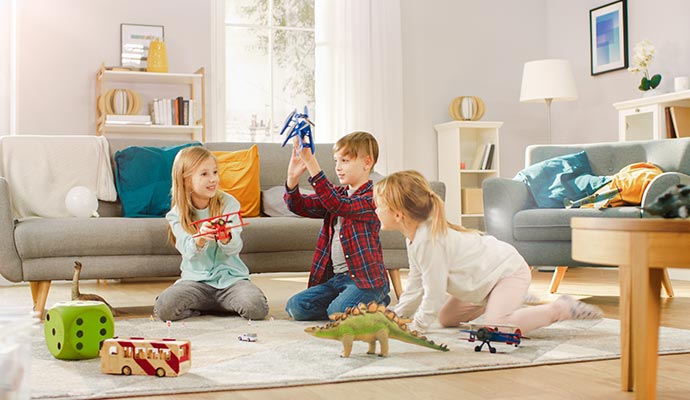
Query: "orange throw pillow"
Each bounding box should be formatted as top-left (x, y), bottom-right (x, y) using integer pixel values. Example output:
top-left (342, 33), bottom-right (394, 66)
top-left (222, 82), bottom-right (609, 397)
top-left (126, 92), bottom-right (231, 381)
top-left (213, 145), bottom-right (261, 217)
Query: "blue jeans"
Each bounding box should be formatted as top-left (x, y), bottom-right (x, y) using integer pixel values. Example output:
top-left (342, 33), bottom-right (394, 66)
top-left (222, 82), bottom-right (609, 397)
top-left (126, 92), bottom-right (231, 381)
top-left (285, 273), bottom-right (390, 321)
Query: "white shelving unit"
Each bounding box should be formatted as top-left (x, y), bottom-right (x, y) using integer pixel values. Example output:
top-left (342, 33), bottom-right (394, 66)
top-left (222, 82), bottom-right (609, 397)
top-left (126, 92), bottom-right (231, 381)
top-left (96, 64), bottom-right (206, 141)
top-left (434, 120), bottom-right (502, 229)
top-left (613, 89), bottom-right (690, 141)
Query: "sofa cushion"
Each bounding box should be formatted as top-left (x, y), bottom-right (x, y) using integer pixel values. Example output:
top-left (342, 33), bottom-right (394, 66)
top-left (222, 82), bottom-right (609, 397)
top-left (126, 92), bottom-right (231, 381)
top-left (261, 186), bottom-right (315, 217)
top-left (15, 218), bottom-right (177, 259)
top-left (114, 142), bottom-right (200, 217)
top-left (512, 207), bottom-right (642, 241)
top-left (213, 145), bottom-right (261, 217)
top-left (515, 151), bottom-right (611, 208)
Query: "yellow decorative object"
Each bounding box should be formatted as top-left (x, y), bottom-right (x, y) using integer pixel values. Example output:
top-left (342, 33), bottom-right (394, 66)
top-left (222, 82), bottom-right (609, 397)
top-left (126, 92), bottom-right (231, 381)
top-left (146, 39), bottom-right (168, 73)
top-left (449, 96), bottom-right (485, 121)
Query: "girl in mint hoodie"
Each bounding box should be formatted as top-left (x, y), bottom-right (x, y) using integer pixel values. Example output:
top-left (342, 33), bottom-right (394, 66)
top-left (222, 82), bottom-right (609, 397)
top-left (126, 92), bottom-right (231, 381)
top-left (154, 146), bottom-right (268, 321)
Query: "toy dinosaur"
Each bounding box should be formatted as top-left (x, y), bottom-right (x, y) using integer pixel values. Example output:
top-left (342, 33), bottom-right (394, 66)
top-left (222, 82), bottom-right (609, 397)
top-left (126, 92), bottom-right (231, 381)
top-left (304, 301), bottom-right (449, 357)
top-left (72, 261), bottom-right (116, 314)
top-left (643, 184), bottom-right (690, 218)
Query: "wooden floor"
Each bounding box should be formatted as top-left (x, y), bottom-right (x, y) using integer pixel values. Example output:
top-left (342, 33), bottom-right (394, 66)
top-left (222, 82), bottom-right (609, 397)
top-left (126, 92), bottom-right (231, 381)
top-left (7, 267), bottom-right (690, 399)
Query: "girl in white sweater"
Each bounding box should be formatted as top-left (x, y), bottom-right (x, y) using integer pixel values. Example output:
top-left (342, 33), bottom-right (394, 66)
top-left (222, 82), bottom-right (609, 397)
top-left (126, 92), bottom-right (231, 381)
top-left (373, 170), bottom-right (602, 334)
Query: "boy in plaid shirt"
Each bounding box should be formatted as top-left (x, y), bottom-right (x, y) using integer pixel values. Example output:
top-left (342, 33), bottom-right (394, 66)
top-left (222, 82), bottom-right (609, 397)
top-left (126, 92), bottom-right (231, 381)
top-left (284, 131), bottom-right (390, 320)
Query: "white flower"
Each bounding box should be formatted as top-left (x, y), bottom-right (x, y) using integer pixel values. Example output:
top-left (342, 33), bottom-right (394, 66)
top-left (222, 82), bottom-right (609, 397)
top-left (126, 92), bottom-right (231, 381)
top-left (628, 39), bottom-right (656, 77)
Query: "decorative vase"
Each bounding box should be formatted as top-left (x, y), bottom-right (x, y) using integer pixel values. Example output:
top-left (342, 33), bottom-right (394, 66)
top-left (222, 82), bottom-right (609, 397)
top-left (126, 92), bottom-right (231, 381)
top-left (641, 88), bottom-right (660, 98)
top-left (146, 39), bottom-right (168, 73)
top-left (448, 96), bottom-right (485, 121)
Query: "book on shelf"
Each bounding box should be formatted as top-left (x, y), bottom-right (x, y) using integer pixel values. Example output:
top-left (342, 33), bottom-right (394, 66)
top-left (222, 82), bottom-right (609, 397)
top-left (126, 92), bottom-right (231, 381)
top-left (670, 106), bottom-right (690, 138)
top-left (176, 96), bottom-right (185, 126)
top-left (150, 97), bottom-right (196, 126)
top-left (183, 100), bottom-right (190, 126)
top-left (665, 107), bottom-right (677, 138)
top-left (105, 114), bottom-right (152, 125)
top-left (481, 143), bottom-right (495, 170)
top-left (470, 144), bottom-right (487, 170)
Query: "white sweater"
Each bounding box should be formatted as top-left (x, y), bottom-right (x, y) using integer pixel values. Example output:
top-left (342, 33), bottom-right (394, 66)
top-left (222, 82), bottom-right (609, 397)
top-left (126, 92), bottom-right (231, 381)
top-left (392, 221), bottom-right (527, 332)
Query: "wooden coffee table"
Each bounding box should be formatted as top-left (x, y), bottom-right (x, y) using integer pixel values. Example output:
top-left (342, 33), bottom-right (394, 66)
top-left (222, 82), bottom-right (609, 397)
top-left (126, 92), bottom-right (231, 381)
top-left (571, 217), bottom-right (690, 400)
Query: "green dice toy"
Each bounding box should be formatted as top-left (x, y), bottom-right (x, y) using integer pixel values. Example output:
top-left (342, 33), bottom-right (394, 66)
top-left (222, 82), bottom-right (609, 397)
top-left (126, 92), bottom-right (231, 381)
top-left (44, 300), bottom-right (114, 360)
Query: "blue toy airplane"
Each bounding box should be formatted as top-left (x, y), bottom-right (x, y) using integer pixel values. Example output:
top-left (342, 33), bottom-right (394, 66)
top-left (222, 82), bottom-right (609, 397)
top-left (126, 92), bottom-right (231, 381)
top-left (460, 324), bottom-right (528, 353)
top-left (279, 106), bottom-right (315, 154)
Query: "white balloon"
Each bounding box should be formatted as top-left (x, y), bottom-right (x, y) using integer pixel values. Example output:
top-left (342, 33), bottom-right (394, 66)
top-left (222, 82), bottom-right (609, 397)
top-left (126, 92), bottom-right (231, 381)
top-left (65, 186), bottom-right (98, 218)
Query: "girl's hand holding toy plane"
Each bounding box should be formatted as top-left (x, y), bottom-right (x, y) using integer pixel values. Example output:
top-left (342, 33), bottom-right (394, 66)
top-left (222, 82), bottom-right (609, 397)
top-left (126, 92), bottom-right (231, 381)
top-left (191, 212), bottom-right (248, 247)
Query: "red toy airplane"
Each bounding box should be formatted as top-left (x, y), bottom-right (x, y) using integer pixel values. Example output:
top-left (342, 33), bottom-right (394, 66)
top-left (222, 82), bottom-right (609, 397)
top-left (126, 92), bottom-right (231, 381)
top-left (191, 212), bottom-right (248, 242)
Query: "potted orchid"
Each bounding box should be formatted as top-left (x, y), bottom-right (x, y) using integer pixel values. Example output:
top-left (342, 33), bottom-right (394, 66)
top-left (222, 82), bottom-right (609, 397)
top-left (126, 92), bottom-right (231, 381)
top-left (628, 40), bottom-right (662, 93)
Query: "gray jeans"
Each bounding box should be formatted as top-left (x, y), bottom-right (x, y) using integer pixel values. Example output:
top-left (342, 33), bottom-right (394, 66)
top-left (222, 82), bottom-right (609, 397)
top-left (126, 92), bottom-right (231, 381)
top-left (154, 279), bottom-right (269, 321)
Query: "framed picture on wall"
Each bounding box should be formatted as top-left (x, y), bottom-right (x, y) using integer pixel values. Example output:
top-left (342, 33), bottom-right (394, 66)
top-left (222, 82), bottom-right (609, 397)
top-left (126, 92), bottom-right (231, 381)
top-left (120, 23), bottom-right (164, 69)
top-left (589, 0), bottom-right (628, 75)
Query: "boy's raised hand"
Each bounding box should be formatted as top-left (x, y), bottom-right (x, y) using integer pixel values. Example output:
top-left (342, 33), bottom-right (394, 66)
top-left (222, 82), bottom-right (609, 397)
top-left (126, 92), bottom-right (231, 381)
top-left (293, 138), bottom-right (322, 179)
top-left (286, 139), bottom-right (307, 189)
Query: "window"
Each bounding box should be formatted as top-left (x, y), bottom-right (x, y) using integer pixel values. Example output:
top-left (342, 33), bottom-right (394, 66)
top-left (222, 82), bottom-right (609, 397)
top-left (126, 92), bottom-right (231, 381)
top-left (224, 0), bottom-right (315, 142)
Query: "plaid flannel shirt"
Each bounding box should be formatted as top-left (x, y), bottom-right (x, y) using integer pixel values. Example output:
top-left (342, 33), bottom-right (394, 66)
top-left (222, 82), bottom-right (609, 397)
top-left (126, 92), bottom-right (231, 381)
top-left (284, 171), bottom-right (388, 289)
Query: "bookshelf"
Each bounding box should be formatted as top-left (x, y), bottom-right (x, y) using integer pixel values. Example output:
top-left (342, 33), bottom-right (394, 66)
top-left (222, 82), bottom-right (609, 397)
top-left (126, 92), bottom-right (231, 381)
top-left (613, 89), bottom-right (690, 141)
top-left (95, 63), bottom-right (206, 141)
top-left (434, 120), bottom-right (502, 229)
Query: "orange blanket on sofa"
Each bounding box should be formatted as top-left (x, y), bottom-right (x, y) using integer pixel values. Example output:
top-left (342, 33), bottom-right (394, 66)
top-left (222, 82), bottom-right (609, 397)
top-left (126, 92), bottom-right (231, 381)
top-left (582, 162), bottom-right (662, 208)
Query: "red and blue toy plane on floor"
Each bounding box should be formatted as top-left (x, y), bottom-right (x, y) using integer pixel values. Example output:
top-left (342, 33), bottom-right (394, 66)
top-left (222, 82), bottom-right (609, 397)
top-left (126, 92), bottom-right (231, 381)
top-left (460, 324), bottom-right (528, 353)
top-left (191, 212), bottom-right (248, 242)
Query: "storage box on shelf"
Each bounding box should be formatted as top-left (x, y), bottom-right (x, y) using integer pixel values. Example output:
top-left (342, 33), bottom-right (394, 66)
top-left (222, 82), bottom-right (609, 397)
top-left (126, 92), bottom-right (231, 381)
top-left (95, 63), bottom-right (205, 141)
top-left (434, 121), bottom-right (502, 230)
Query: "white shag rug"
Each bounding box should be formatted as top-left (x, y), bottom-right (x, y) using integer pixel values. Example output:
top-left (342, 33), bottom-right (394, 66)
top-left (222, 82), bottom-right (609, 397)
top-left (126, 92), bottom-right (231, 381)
top-left (28, 316), bottom-right (690, 399)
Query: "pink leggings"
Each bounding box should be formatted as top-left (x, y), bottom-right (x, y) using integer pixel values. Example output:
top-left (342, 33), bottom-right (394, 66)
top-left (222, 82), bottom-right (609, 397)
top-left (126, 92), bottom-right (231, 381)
top-left (437, 265), bottom-right (570, 333)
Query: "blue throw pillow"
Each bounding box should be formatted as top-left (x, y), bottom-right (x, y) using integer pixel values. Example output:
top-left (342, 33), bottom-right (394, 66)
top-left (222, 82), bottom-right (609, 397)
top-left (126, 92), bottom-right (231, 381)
top-left (114, 142), bottom-right (201, 217)
top-left (514, 151), bottom-right (611, 208)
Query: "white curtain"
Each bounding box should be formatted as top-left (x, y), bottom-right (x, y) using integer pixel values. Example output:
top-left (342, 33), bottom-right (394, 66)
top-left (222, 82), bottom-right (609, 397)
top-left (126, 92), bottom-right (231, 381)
top-left (315, 0), bottom-right (403, 175)
top-left (0, 0), bottom-right (13, 135)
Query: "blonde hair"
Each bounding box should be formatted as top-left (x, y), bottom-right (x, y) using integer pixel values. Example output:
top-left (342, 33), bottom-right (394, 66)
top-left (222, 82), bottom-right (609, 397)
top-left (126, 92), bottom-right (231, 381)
top-left (374, 170), bottom-right (475, 240)
top-left (168, 146), bottom-right (224, 244)
top-left (333, 131), bottom-right (379, 169)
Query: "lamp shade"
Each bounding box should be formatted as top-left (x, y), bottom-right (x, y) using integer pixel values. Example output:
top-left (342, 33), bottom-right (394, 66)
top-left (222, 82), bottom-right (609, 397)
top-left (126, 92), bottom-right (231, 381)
top-left (520, 59), bottom-right (578, 103)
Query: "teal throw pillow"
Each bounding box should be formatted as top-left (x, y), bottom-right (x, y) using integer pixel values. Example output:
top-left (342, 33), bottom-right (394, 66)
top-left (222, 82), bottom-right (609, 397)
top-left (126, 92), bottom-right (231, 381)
top-left (114, 142), bottom-right (201, 217)
top-left (514, 151), bottom-right (611, 208)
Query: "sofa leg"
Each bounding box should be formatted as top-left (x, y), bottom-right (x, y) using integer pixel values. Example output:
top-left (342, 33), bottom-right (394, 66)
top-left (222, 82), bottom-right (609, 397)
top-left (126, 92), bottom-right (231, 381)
top-left (549, 266), bottom-right (568, 294)
top-left (388, 269), bottom-right (403, 301)
top-left (662, 268), bottom-right (675, 297)
top-left (30, 280), bottom-right (51, 319)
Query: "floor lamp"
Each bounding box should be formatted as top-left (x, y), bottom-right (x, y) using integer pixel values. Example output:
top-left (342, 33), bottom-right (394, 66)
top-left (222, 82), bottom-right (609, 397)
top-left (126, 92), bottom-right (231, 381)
top-left (519, 59), bottom-right (578, 143)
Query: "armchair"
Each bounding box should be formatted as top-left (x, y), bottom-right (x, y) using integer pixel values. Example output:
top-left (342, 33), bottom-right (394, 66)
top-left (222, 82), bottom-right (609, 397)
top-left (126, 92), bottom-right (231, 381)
top-left (483, 138), bottom-right (690, 295)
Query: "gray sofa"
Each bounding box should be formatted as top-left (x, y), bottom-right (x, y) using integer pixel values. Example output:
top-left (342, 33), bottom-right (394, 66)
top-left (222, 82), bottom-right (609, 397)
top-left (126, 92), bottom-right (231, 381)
top-left (0, 137), bottom-right (444, 315)
top-left (483, 138), bottom-right (690, 292)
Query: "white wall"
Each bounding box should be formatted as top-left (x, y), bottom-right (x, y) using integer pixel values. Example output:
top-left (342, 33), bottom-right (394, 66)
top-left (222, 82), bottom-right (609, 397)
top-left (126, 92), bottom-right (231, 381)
top-left (6, 0), bottom-right (690, 176)
top-left (401, 0), bottom-right (690, 179)
top-left (401, 0), bottom-right (547, 179)
top-left (13, 0), bottom-right (212, 135)
top-left (549, 0), bottom-right (690, 146)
